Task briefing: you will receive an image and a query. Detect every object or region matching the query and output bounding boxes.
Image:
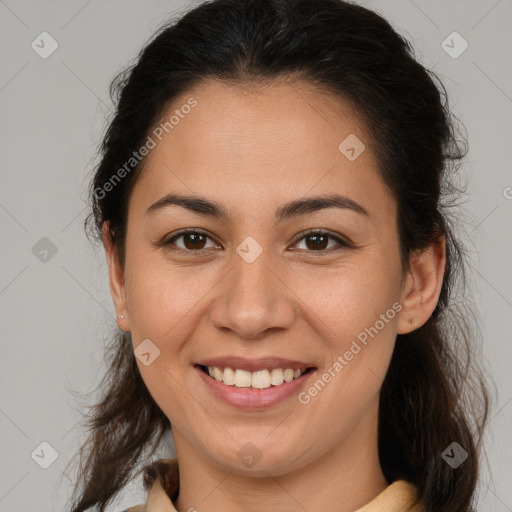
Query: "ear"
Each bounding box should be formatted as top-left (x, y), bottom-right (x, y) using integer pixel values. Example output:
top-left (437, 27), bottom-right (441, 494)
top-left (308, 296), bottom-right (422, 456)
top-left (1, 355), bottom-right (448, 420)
top-left (397, 236), bottom-right (446, 334)
top-left (102, 221), bottom-right (130, 332)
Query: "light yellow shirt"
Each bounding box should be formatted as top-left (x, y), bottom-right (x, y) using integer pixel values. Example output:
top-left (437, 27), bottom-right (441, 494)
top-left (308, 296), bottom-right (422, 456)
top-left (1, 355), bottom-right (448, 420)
top-left (124, 458), bottom-right (423, 512)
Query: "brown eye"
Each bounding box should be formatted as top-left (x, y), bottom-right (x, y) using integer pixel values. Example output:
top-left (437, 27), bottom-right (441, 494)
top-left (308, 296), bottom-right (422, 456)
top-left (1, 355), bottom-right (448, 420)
top-left (180, 232), bottom-right (207, 250)
top-left (293, 230), bottom-right (351, 253)
top-left (163, 229), bottom-right (219, 252)
top-left (303, 233), bottom-right (330, 251)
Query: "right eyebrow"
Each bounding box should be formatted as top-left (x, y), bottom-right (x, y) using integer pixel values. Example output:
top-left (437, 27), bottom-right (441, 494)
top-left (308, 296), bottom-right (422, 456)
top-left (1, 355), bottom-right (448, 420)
top-left (146, 193), bottom-right (228, 219)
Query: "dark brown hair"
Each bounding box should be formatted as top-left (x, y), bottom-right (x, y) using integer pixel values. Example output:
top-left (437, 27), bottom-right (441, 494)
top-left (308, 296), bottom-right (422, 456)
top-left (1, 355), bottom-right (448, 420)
top-left (66, 1), bottom-right (490, 510)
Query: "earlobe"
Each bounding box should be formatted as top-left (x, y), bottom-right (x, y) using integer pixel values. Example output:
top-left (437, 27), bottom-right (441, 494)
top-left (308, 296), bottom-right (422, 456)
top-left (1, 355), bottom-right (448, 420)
top-left (397, 236), bottom-right (446, 334)
top-left (102, 221), bottom-right (130, 331)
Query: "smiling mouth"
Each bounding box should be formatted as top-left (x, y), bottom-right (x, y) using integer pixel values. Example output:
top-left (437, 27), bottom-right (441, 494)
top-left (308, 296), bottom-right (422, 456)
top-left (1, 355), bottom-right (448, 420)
top-left (196, 364), bottom-right (316, 389)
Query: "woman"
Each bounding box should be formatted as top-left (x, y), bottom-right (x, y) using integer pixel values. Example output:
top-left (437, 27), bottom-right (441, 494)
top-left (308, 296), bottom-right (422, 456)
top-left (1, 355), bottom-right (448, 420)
top-left (67, 0), bottom-right (490, 511)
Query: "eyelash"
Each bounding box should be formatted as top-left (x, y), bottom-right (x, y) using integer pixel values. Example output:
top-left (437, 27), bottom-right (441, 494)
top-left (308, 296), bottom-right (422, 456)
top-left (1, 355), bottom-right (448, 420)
top-left (160, 228), bottom-right (354, 255)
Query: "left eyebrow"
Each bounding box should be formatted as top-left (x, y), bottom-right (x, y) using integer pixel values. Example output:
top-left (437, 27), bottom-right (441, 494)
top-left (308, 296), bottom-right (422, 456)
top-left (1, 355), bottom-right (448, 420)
top-left (145, 193), bottom-right (369, 221)
top-left (274, 194), bottom-right (369, 222)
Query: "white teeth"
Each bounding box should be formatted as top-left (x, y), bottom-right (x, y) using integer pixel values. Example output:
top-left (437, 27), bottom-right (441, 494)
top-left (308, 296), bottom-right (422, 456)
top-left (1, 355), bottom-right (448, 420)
top-left (234, 369), bottom-right (252, 387)
top-left (270, 368), bottom-right (284, 386)
top-left (213, 367), bottom-right (223, 382)
top-left (284, 369), bottom-right (294, 382)
top-left (204, 366), bottom-right (307, 388)
top-left (252, 370), bottom-right (271, 389)
top-left (223, 367), bottom-right (235, 385)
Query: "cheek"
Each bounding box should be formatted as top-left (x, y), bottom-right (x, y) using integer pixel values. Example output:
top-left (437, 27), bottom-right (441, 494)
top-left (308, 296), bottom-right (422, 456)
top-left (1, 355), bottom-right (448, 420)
top-left (294, 253), bottom-right (401, 403)
top-left (124, 252), bottom-right (218, 341)
top-left (123, 256), bottom-right (208, 424)
top-left (296, 254), bottom-right (402, 341)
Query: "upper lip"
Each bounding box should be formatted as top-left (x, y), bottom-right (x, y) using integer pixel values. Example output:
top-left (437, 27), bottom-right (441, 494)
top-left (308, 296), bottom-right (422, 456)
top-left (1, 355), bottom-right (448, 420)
top-left (195, 357), bottom-right (316, 372)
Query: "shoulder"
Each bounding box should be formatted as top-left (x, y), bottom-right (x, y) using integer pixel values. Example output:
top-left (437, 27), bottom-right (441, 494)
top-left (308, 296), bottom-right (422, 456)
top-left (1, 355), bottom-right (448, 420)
top-left (118, 458), bottom-right (180, 512)
top-left (355, 479), bottom-right (423, 511)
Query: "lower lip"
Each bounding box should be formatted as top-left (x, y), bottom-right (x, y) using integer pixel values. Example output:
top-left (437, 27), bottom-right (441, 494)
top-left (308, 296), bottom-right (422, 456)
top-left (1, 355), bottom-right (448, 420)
top-left (195, 366), bottom-right (316, 410)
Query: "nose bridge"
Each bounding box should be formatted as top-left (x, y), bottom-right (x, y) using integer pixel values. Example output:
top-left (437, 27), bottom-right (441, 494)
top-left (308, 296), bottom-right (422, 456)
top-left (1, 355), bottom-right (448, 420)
top-left (209, 238), bottom-right (295, 339)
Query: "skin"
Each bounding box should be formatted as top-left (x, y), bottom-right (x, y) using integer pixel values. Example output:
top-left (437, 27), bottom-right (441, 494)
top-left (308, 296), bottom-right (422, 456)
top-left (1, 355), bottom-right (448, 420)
top-left (103, 78), bottom-right (446, 512)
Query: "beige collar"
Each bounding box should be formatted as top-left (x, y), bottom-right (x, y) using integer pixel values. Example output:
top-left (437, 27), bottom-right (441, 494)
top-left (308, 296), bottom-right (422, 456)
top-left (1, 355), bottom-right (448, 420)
top-left (127, 459), bottom-right (422, 512)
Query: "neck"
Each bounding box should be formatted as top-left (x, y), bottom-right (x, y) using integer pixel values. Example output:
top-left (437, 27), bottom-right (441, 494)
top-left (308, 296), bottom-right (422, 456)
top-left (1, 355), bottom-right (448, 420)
top-left (173, 400), bottom-right (387, 512)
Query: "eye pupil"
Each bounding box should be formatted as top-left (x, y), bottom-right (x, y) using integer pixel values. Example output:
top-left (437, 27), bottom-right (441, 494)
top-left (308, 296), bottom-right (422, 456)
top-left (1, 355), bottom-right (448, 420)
top-left (306, 234), bottom-right (328, 250)
top-left (184, 233), bottom-right (206, 250)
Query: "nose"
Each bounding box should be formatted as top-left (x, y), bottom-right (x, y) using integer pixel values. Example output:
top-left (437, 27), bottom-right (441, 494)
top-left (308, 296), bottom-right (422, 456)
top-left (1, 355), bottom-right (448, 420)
top-left (208, 246), bottom-right (297, 340)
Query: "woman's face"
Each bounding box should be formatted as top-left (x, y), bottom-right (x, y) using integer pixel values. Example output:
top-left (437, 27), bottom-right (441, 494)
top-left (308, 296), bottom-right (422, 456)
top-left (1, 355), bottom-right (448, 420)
top-left (111, 78), bottom-right (412, 475)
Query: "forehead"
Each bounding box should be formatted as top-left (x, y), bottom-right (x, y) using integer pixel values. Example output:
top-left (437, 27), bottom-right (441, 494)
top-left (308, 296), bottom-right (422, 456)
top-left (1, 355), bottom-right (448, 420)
top-left (129, 78), bottom-right (395, 223)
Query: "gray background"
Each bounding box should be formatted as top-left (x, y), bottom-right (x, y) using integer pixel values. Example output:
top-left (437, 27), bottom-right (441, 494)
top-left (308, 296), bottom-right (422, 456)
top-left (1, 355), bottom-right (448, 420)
top-left (0, 1), bottom-right (511, 511)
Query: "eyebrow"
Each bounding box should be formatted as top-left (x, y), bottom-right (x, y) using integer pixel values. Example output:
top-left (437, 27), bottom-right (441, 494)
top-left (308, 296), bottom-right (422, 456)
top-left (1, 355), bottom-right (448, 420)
top-left (145, 193), bottom-right (369, 222)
